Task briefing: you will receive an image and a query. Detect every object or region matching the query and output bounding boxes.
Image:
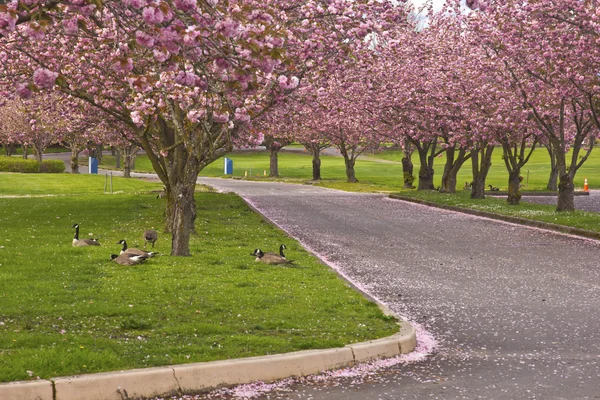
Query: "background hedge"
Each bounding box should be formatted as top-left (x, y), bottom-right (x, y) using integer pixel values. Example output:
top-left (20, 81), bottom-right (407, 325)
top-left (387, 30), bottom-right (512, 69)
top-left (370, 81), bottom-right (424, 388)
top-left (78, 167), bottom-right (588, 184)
top-left (0, 156), bottom-right (65, 173)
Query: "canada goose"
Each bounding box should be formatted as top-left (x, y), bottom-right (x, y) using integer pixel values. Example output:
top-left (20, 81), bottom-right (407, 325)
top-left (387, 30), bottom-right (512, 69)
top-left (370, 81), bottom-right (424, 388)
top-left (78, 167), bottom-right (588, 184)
top-left (143, 229), bottom-right (158, 248)
top-left (252, 244), bottom-right (287, 258)
top-left (110, 253), bottom-right (148, 266)
top-left (117, 240), bottom-right (157, 257)
top-left (251, 249), bottom-right (294, 265)
top-left (488, 184), bottom-right (500, 191)
top-left (72, 224), bottom-right (101, 247)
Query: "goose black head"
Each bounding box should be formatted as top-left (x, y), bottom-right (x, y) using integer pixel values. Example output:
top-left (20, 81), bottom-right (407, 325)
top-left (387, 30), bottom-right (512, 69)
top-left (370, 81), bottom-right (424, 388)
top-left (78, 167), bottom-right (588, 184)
top-left (110, 254), bottom-right (119, 260)
top-left (251, 249), bottom-right (264, 257)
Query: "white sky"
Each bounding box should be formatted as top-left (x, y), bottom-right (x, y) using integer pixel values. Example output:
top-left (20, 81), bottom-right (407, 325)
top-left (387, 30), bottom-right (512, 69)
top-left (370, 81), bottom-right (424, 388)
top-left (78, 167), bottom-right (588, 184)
top-left (409, 0), bottom-right (446, 12)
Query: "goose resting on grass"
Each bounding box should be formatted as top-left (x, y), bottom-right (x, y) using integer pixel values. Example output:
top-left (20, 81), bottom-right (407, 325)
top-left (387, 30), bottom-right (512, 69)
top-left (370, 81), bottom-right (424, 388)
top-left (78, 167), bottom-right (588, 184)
top-left (117, 240), bottom-right (157, 257)
top-left (251, 248), bottom-right (294, 265)
top-left (110, 253), bottom-right (148, 266)
top-left (72, 224), bottom-right (100, 247)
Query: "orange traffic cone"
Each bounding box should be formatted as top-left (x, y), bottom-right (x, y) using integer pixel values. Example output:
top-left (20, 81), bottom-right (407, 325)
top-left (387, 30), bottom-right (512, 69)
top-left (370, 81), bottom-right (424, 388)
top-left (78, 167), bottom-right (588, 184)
top-left (584, 177), bottom-right (589, 192)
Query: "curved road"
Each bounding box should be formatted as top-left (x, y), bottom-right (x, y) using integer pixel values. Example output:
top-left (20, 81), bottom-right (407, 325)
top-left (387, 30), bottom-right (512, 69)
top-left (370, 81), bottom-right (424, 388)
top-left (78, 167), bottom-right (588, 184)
top-left (196, 178), bottom-right (600, 400)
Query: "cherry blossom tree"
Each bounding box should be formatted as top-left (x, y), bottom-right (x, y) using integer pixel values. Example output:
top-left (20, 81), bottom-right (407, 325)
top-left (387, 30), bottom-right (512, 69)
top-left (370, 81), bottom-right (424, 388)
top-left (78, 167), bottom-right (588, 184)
top-left (0, 0), bottom-right (405, 255)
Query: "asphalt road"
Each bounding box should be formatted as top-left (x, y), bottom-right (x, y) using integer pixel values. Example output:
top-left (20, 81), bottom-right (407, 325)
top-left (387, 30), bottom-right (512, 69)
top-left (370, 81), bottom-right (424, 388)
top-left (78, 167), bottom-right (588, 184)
top-left (197, 178), bottom-right (600, 400)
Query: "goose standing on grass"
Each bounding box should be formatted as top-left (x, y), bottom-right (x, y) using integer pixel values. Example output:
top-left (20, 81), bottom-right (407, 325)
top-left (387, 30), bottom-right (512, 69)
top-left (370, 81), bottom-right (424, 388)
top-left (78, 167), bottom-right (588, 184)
top-left (72, 224), bottom-right (101, 247)
top-left (117, 240), bottom-right (157, 257)
top-left (143, 229), bottom-right (158, 248)
top-left (110, 253), bottom-right (148, 266)
top-left (251, 249), bottom-right (294, 265)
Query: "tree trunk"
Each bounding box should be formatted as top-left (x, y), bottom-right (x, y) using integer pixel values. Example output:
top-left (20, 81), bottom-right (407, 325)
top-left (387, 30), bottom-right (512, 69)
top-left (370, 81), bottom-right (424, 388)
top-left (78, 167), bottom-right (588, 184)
top-left (70, 150), bottom-right (80, 174)
top-left (110, 146), bottom-right (116, 156)
top-left (269, 146), bottom-right (280, 178)
top-left (401, 143), bottom-right (415, 189)
top-left (33, 146), bottom-right (43, 163)
top-left (311, 148), bottom-right (321, 181)
top-left (344, 156), bottom-right (357, 183)
top-left (163, 155), bottom-right (201, 256)
top-left (547, 168), bottom-right (558, 191)
top-left (95, 144), bottom-right (103, 165)
top-left (507, 169), bottom-right (522, 205)
top-left (22, 145), bottom-right (28, 159)
top-left (4, 143), bottom-right (16, 156)
top-left (440, 147), bottom-right (468, 193)
top-left (470, 144), bottom-right (494, 199)
top-left (166, 181), bottom-right (197, 256)
top-left (123, 146), bottom-right (137, 178)
top-left (556, 173), bottom-right (575, 212)
top-left (115, 148), bottom-right (121, 169)
top-left (545, 145), bottom-right (558, 191)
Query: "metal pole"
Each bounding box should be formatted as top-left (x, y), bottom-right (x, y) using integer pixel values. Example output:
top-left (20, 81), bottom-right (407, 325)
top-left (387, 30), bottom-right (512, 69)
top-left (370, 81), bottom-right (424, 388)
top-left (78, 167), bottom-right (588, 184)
top-left (104, 174), bottom-right (107, 193)
top-left (110, 172), bottom-right (113, 194)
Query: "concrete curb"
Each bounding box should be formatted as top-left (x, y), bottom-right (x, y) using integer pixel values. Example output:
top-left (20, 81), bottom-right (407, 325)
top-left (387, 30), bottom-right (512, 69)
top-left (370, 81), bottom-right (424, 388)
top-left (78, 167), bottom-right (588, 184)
top-left (0, 325), bottom-right (416, 400)
top-left (389, 194), bottom-right (600, 241)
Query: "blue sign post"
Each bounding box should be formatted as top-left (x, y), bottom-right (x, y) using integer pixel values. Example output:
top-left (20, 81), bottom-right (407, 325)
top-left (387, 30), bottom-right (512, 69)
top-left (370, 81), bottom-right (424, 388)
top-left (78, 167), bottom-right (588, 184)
top-left (89, 157), bottom-right (99, 174)
top-left (224, 158), bottom-right (233, 175)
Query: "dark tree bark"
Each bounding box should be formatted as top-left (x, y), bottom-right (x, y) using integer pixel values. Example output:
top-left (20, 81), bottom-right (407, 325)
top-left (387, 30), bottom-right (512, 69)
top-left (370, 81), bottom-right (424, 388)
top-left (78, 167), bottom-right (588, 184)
top-left (303, 142), bottom-right (328, 181)
top-left (138, 101), bottom-right (233, 256)
top-left (507, 170), bottom-right (522, 205)
top-left (70, 150), bottom-right (80, 174)
top-left (500, 135), bottom-right (538, 205)
top-left (115, 148), bottom-right (121, 169)
top-left (22, 145), bottom-right (28, 159)
top-left (401, 138), bottom-right (415, 189)
top-left (556, 173), bottom-right (575, 212)
top-left (122, 145), bottom-right (138, 178)
top-left (311, 150), bottom-right (321, 181)
top-left (440, 145), bottom-right (470, 193)
top-left (3, 143), bottom-right (16, 156)
top-left (269, 146), bottom-right (280, 178)
top-left (337, 140), bottom-right (363, 183)
top-left (470, 143), bottom-right (494, 199)
top-left (413, 137), bottom-right (441, 191)
top-left (544, 144), bottom-right (558, 191)
top-left (262, 135), bottom-right (291, 178)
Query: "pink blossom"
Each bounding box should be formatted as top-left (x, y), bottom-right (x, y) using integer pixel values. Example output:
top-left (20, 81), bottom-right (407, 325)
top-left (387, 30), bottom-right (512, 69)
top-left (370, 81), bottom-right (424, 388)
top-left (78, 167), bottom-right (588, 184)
top-left (174, 0), bottom-right (197, 12)
top-left (135, 31), bottom-right (155, 48)
top-left (0, 12), bottom-right (17, 32)
top-left (153, 48), bottom-right (169, 62)
top-left (124, 0), bottom-right (145, 8)
top-left (215, 19), bottom-right (240, 38)
top-left (142, 7), bottom-right (164, 25)
top-left (15, 83), bottom-right (32, 99)
top-left (131, 111), bottom-right (143, 127)
top-left (174, 71), bottom-right (198, 87)
top-left (33, 68), bottom-right (58, 89)
top-left (234, 108), bottom-right (251, 123)
top-left (278, 75), bottom-right (299, 90)
top-left (213, 111), bottom-right (230, 124)
top-left (62, 17), bottom-right (79, 35)
top-left (187, 109), bottom-right (206, 123)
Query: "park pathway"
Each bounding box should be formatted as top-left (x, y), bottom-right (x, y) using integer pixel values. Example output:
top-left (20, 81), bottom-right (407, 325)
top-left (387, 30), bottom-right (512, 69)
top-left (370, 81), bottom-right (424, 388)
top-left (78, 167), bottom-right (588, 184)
top-left (196, 178), bottom-right (600, 400)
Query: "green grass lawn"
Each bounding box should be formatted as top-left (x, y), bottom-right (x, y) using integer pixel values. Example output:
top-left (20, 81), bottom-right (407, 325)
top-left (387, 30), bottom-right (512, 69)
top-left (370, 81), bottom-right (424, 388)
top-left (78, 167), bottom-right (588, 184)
top-left (94, 145), bottom-right (599, 192)
top-left (392, 190), bottom-right (600, 233)
top-left (0, 174), bottom-right (398, 382)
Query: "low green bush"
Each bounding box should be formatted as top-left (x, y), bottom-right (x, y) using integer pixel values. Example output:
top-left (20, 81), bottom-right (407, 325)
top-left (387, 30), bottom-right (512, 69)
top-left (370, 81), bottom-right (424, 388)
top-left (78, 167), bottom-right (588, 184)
top-left (0, 156), bottom-right (65, 173)
top-left (40, 159), bottom-right (66, 173)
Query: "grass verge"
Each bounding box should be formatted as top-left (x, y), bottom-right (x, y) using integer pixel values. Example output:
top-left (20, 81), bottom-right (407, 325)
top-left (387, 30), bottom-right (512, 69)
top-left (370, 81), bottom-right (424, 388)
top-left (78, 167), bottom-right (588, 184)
top-left (392, 190), bottom-right (600, 234)
top-left (0, 174), bottom-right (398, 382)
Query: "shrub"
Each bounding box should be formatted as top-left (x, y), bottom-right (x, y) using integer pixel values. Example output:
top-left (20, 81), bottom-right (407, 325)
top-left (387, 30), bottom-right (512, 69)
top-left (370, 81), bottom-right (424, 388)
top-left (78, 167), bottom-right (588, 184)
top-left (0, 156), bottom-right (65, 173)
top-left (40, 160), bottom-right (66, 173)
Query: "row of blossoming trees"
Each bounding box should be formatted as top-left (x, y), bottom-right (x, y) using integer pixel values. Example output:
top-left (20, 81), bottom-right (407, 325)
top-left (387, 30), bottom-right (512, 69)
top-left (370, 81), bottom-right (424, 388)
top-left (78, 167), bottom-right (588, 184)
top-left (1, 0), bottom-right (600, 256)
